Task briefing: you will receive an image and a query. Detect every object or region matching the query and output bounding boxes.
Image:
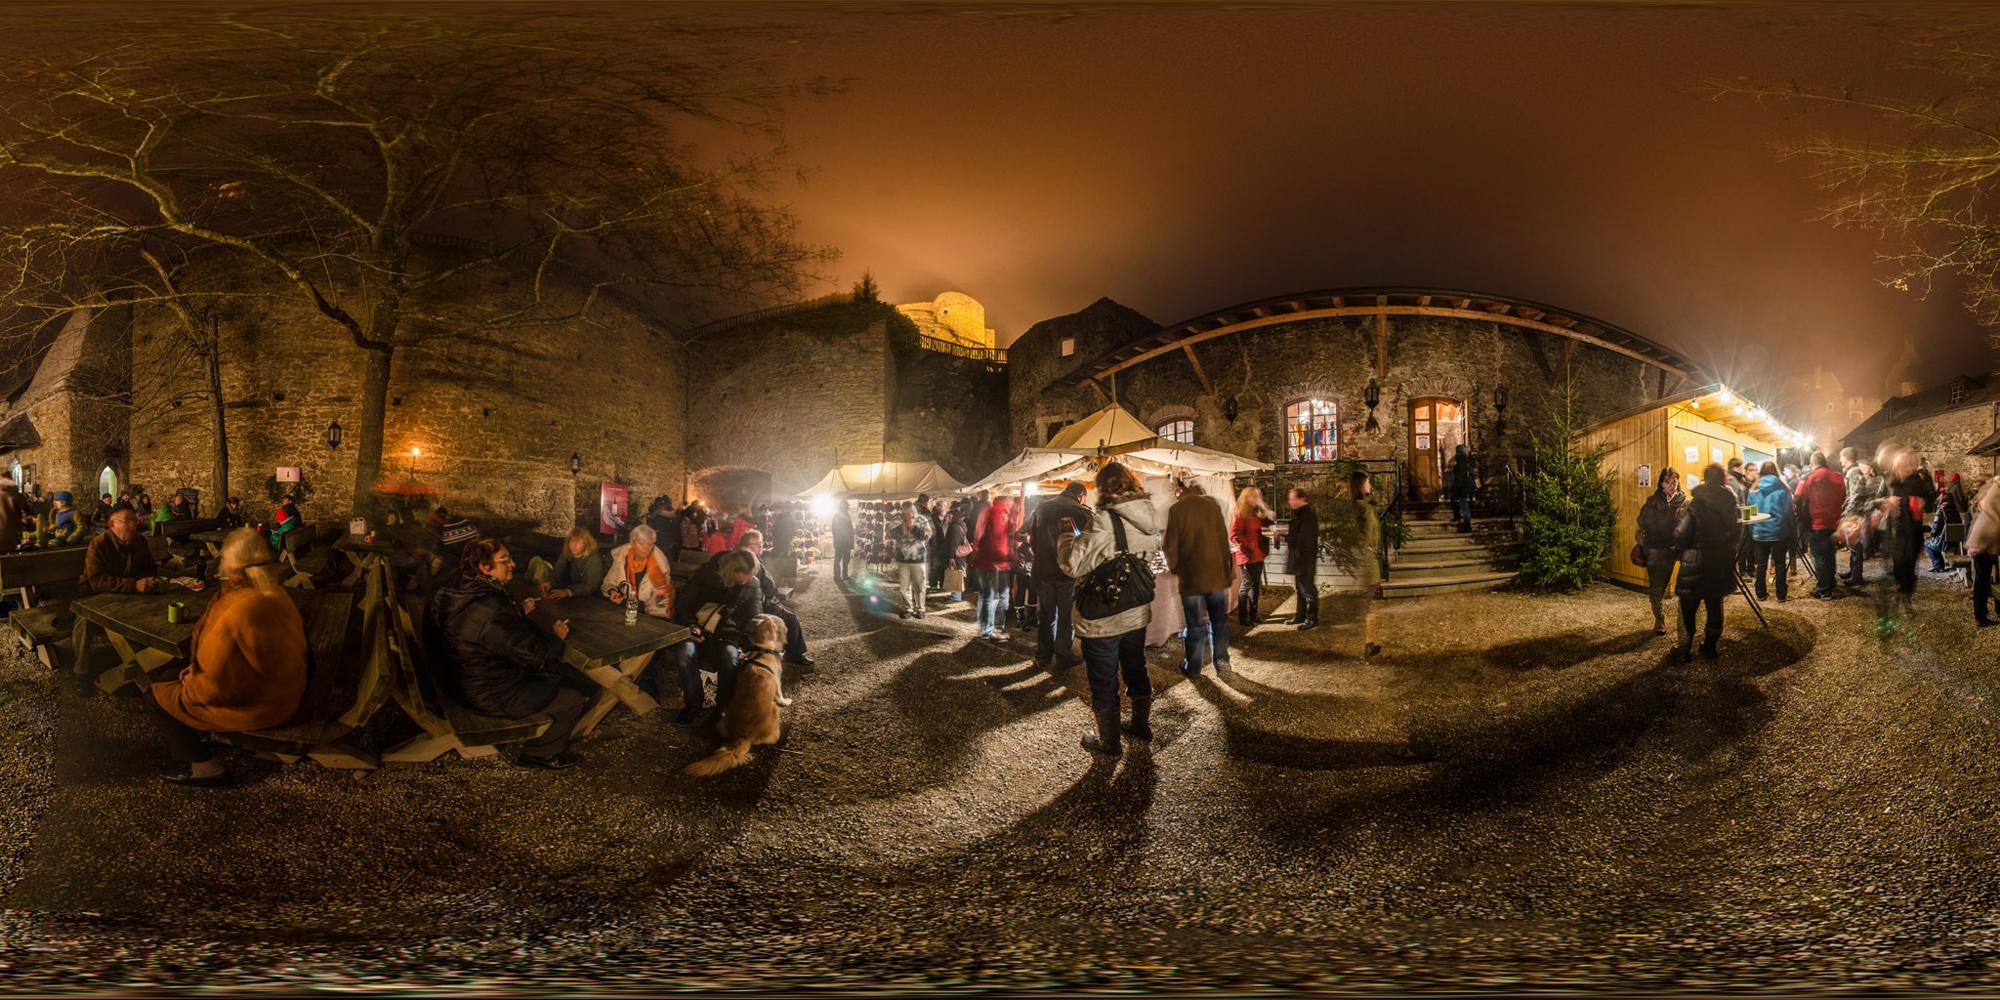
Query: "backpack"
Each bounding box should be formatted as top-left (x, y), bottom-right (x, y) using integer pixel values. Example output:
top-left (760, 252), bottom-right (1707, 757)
top-left (1073, 508), bottom-right (1155, 621)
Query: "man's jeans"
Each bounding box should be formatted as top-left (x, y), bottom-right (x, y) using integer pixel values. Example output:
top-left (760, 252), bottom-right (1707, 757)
top-left (1180, 588), bottom-right (1230, 675)
top-left (1808, 528), bottom-right (1837, 596)
top-left (671, 639), bottom-right (740, 711)
top-left (1035, 578), bottom-right (1074, 663)
top-left (977, 569), bottom-right (1011, 633)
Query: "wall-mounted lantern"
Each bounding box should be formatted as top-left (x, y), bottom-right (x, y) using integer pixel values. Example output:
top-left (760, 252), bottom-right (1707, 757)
top-left (569, 451), bottom-right (582, 476)
top-left (409, 446), bottom-right (422, 476)
top-left (1223, 395), bottom-right (1239, 424)
top-left (1494, 385), bottom-right (1510, 435)
top-left (1364, 377), bottom-right (1382, 432)
top-left (324, 420), bottom-right (342, 449)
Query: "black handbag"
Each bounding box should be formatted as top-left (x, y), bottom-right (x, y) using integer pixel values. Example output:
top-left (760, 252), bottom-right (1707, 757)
top-left (1074, 509), bottom-right (1155, 620)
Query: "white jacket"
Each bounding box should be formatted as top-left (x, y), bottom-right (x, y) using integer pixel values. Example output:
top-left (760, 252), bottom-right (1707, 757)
top-left (1058, 494), bottom-right (1163, 638)
top-left (599, 543), bottom-right (674, 618)
top-left (1968, 479), bottom-right (2000, 557)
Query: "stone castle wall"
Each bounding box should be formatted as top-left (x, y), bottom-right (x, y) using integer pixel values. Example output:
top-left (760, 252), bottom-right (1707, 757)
top-left (1014, 306), bottom-right (1682, 495)
top-left (1847, 404), bottom-right (1998, 480)
top-left (128, 274), bottom-right (685, 531)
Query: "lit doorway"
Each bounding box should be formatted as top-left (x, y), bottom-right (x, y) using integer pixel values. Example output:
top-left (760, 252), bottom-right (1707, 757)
top-left (1408, 397), bottom-right (1467, 502)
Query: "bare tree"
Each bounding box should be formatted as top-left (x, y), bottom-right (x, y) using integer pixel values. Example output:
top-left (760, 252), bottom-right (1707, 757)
top-left (1711, 40), bottom-right (2000, 360)
top-left (0, 10), bottom-right (834, 509)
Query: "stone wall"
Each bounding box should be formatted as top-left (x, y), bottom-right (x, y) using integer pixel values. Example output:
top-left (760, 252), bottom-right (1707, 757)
top-left (885, 346), bottom-right (1010, 485)
top-left (1014, 304), bottom-right (1686, 499)
top-left (1007, 297), bottom-right (1162, 448)
top-left (1847, 404), bottom-right (1999, 480)
top-left (127, 274), bottom-right (684, 532)
top-left (684, 305), bottom-right (896, 499)
top-left (0, 308), bottom-right (131, 504)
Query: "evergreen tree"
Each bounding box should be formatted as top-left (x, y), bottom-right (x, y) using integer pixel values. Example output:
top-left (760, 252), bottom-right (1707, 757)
top-left (1517, 377), bottom-right (1615, 591)
top-left (853, 271), bottom-right (881, 303)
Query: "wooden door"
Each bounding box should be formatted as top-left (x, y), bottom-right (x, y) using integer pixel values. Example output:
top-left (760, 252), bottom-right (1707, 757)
top-left (1408, 397), bottom-right (1465, 502)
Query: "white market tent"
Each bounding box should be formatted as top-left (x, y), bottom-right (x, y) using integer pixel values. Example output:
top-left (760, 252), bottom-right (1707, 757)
top-left (797, 460), bottom-right (966, 501)
top-left (966, 404), bottom-right (1270, 493)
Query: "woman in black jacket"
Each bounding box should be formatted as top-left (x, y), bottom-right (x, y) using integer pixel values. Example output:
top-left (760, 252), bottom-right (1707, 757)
top-left (1636, 467), bottom-right (1684, 635)
top-left (666, 548), bottom-right (765, 725)
top-left (1673, 465), bottom-right (1742, 661)
top-left (429, 540), bottom-right (590, 769)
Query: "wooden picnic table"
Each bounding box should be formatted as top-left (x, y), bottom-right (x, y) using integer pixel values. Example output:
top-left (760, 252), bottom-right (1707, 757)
top-left (0, 547), bottom-right (86, 609)
top-left (528, 594), bottom-right (688, 737)
top-left (334, 533), bottom-right (399, 587)
top-left (69, 585), bottom-right (219, 694)
top-left (189, 529), bottom-right (232, 556)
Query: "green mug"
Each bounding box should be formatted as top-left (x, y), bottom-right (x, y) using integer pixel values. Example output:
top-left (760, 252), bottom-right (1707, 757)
top-left (166, 601), bottom-right (187, 624)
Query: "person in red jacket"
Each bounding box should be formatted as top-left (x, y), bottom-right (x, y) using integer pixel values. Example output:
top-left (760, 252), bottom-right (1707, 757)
top-left (1230, 487), bottom-right (1273, 627)
top-left (1793, 451), bottom-right (1848, 600)
top-left (972, 495), bottom-right (1021, 640)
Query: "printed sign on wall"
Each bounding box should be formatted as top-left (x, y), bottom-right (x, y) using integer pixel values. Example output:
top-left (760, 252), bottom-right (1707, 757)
top-left (1636, 464), bottom-right (1652, 488)
top-left (276, 467), bottom-right (302, 483)
top-left (598, 481), bottom-right (629, 537)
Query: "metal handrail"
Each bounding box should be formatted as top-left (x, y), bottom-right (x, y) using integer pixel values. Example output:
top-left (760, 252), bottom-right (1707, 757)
top-left (917, 335), bottom-right (1008, 365)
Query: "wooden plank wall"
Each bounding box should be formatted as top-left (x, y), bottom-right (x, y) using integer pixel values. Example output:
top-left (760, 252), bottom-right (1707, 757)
top-left (1582, 402), bottom-right (1783, 588)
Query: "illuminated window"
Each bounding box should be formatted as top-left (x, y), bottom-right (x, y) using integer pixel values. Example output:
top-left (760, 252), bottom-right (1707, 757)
top-left (1059, 337), bottom-right (1076, 357)
top-left (1156, 417), bottom-right (1194, 445)
top-left (1284, 398), bottom-right (1339, 463)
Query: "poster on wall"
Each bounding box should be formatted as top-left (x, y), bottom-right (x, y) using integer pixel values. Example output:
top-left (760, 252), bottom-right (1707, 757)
top-left (1684, 445), bottom-right (1700, 464)
top-left (276, 467), bottom-right (302, 483)
top-left (1637, 464), bottom-right (1652, 488)
top-left (598, 481), bottom-right (629, 537)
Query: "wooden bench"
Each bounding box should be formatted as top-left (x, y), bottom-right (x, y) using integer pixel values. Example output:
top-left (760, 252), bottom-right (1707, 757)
top-left (153, 516), bottom-right (222, 541)
top-left (0, 547), bottom-right (87, 609)
top-left (210, 583), bottom-right (384, 769)
top-left (381, 593), bottom-right (550, 763)
top-left (7, 602), bottom-right (71, 670)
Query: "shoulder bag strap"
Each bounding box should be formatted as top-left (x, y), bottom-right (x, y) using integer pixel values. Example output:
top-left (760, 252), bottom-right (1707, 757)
top-left (1107, 508), bottom-right (1129, 554)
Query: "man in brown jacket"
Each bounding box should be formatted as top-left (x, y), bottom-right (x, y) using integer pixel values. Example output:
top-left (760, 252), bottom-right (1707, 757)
top-left (80, 506), bottom-right (159, 596)
top-left (1162, 481), bottom-right (1233, 677)
top-left (0, 475), bottom-right (27, 554)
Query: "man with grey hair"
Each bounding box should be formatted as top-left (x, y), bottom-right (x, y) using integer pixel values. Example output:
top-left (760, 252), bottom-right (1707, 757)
top-left (600, 522), bottom-right (673, 617)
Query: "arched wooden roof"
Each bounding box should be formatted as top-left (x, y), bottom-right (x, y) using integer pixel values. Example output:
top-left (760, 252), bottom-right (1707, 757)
top-left (1050, 287), bottom-right (1704, 391)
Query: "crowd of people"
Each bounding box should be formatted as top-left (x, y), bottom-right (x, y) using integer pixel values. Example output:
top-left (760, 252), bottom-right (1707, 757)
top-left (1636, 443), bottom-right (1997, 661)
top-left (0, 475), bottom-right (290, 557)
top-left (825, 469), bottom-right (1380, 757)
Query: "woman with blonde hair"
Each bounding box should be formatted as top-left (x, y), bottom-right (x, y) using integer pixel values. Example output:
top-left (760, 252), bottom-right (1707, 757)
top-left (1230, 486), bottom-right (1274, 627)
top-left (148, 528), bottom-right (308, 786)
top-left (543, 526), bottom-right (608, 600)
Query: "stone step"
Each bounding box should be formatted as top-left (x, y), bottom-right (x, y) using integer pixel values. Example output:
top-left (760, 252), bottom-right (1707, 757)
top-left (1399, 535), bottom-right (1518, 555)
top-left (1391, 556), bottom-right (1519, 580)
top-left (1397, 545), bottom-right (1517, 566)
top-left (1379, 570), bottom-right (1518, 599)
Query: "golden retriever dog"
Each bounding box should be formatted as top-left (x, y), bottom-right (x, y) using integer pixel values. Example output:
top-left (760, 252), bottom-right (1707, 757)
top-left (683, 614), bottom-right (788, 777)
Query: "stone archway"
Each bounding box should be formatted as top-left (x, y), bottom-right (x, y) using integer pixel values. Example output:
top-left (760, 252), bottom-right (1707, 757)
top-left (688, 465), bottom-right (774, 510)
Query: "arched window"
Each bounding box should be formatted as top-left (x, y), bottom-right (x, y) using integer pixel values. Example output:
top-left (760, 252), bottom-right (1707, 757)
top-left (1155, 417), bottom-right (1195, 445)
top-left (98, 466), bottom-right (119, 501)
top-left (1284, 398), bottom-right (1339, 463)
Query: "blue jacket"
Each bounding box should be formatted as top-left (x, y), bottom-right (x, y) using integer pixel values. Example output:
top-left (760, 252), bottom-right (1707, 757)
top-left (1750, 474), bottom-right (1794, 542)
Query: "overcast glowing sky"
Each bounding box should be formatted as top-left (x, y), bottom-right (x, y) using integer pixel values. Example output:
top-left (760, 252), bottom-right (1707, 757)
top-left (727, 1), bottom-right (1994, 394)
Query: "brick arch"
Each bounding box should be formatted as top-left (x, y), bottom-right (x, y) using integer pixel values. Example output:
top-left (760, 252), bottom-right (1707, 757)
top-left (687, 465), bottom-right (773, 510)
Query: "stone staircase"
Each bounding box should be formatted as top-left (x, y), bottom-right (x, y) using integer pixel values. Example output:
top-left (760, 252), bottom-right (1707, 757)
top-left (1382, 514), bottom-right (1520, 599)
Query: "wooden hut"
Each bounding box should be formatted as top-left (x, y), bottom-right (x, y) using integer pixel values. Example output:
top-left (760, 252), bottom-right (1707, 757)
top-left (1578, 385), bottom-right (1799, 587)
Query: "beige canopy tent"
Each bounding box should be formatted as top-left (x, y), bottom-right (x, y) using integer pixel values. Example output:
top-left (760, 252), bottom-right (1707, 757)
top-left (797, 460), bottom-right (966, 501)
top-left (963, 441), bottom-right (1270, 494)
top-left (1045, 403), bottom-right (1160, 453)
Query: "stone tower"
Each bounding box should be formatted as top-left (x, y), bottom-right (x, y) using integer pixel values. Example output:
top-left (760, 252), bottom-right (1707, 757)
top-left (896, 292), bottom-right (996, 349)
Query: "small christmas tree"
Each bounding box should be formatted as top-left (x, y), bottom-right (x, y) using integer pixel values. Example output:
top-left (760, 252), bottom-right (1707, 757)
top-left (1517, 375), bottom-right (1615, 591)
top-left (852, 271), bottom-right (881, 304)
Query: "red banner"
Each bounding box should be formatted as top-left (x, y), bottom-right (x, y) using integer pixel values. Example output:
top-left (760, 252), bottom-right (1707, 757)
top-left (598, 481), bottom-right (629, 537)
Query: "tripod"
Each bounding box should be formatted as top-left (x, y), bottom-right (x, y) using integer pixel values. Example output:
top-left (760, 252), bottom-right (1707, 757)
top-left (1733, 568), bottom-right (1769, 628)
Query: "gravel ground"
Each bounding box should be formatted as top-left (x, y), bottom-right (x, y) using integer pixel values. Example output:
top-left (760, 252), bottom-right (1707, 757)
top-left (3, 564), bottom-right (2000, 994)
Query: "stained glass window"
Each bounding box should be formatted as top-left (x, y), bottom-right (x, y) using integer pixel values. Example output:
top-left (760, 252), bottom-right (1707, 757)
top-left (1285, 398), bottom-right (1339, 463)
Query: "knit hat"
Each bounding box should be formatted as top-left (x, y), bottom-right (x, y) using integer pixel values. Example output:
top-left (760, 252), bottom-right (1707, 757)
top-left (440, 518), bottom-right (480, 548)
top-left (53, 491), bottom-right (72, 503)
top-left (1061, 481), bottom-right (1087, 499)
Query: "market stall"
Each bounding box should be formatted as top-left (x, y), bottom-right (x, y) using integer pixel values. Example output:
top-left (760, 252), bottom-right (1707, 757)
top-left (799, 461), bottom-right (968, 576)
top-left (1577, 384), bottom-right (1805, 588)
top-left (965, 404), bottom-right (1272, 647)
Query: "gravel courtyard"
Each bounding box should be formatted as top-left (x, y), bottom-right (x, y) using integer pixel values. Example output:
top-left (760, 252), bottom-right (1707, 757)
top-left (4, 568), bottom-right (2000, 994)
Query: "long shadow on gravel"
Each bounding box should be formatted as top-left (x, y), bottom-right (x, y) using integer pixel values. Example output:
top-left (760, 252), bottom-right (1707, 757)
top-left (1484, 628), bottom-right (1659, 671)
top-left (1193, 673), bottom-right (1423, 772)
top-left (1237, 612), bottom-right (1818, 837)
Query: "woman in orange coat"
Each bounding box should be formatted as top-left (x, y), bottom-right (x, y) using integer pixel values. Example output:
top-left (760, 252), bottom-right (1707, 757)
top-left (149, 528), bottom-right (308, 786)
top-left (1231, 487), bottom-right (1273, 627)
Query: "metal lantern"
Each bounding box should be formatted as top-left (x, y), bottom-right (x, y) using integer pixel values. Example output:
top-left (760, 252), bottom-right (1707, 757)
top-left (1493, 386), bottom-right (1509, 435)
top-left (324, 420), bottom-right (342, 449)
top-left (1364, 377), bottom-right (1381, 410)
top-left (569, 451), bottom-right (582, 476)
top-left (1224, 395), bottom-right (1239, 423)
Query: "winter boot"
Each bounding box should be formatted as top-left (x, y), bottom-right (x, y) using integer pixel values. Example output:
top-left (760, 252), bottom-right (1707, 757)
top-left (1081, 709), bottom-right (1123, 756)
top-left (1123, 698), bottom-right (1153, 742)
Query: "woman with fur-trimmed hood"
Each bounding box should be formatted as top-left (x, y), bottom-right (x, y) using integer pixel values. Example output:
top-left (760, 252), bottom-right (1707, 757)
top-left (1058, 462), bottom-right (1162, 758)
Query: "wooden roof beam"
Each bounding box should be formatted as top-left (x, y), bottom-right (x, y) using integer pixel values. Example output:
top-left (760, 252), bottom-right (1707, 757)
top-left (1182, 345), bottom-right (1215, 396)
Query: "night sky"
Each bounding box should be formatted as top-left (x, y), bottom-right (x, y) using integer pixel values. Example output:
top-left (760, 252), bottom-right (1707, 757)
top-left (727, 2), bottom-right (1995, 395)
top-left (9, 2), bottom-right (1995, 398)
